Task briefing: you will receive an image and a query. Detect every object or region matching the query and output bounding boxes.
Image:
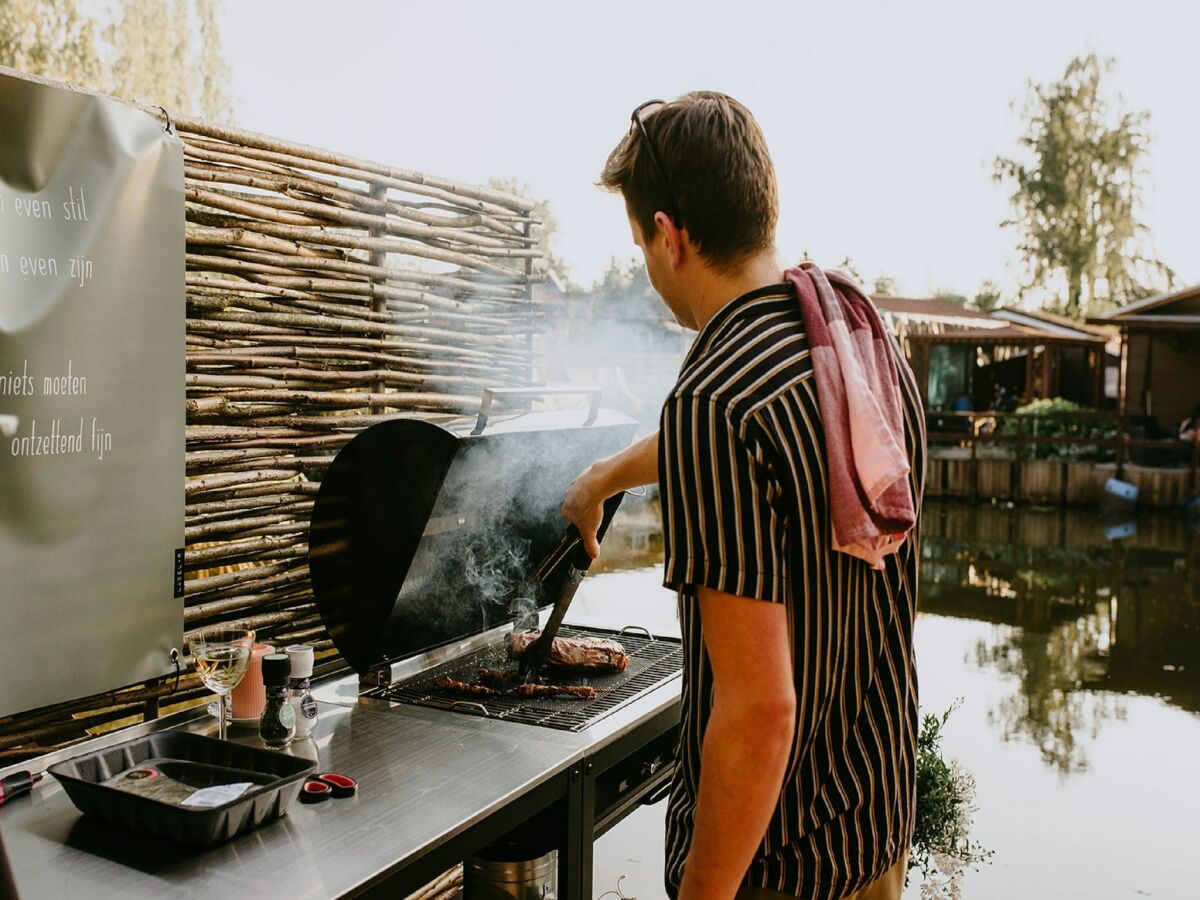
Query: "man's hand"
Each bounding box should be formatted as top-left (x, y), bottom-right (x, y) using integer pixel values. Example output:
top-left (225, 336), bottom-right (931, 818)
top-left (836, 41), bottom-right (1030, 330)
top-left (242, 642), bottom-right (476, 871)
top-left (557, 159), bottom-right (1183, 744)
top-left (562, 466), bottom-right (607, 559)
top-left (561, 431), bottom-right (661, 559)
top-left (678, 587), bottom-right (795, 900)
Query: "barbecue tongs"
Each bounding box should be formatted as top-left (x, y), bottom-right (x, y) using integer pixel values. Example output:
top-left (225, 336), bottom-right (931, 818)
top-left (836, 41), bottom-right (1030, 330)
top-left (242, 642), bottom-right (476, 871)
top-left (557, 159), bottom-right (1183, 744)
top-left (517, 494), bottom-right (623, 683)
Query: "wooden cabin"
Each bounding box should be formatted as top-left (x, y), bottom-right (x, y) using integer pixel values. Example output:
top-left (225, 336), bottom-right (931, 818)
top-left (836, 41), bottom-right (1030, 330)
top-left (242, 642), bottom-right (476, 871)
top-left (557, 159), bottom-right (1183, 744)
top-left (1091, 285), bottom-right (1200, 432)
top-left (874, 296), bottom-right (1114, 412)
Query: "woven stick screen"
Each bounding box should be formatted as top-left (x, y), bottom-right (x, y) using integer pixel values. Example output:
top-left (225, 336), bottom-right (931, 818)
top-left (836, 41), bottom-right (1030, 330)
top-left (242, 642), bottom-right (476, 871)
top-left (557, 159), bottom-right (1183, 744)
top-left (0, 119), bottom-right (543, 762)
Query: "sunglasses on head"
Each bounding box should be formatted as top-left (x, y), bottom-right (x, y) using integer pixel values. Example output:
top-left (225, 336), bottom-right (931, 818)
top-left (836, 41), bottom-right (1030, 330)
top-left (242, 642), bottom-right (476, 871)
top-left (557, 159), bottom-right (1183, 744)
top-left (630, 100), bottom-right (683, 230)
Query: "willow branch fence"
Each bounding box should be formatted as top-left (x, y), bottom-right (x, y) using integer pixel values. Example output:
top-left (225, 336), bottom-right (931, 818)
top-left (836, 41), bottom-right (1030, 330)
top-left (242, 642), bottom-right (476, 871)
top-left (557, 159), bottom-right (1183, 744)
top-left (0, 119), bottom-right (544, 762)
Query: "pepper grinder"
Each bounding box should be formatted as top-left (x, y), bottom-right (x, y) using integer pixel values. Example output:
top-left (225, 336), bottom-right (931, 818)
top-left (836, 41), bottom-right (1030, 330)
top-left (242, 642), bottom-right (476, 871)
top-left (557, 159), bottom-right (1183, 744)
top-left (286, 644), bottom-right (317, 738)
top-left (259, 654), bottom-right (296, 748)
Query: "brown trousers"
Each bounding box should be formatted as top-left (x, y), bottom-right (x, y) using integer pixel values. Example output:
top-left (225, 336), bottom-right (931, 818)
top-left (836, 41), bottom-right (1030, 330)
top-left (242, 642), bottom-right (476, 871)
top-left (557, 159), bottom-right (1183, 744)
top-left (734, 854), bottom-right (907, 900)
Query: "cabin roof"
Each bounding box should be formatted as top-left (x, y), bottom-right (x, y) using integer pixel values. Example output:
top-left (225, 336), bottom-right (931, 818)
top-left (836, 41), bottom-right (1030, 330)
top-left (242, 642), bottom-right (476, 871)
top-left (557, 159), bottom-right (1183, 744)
top-left (871, 295), bottom-right (998, 325)
top-left (1088, 284), bottom-right (1200, 330)
top-left (874, 296), bottom-right (1107, 345)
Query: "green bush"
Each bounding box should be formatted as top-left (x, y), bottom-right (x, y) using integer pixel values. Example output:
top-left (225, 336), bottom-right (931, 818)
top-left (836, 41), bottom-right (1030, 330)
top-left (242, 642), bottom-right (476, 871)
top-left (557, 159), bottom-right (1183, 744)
top-left (997, 397), bottom-right (1116, 461)
top-left (910, 703), bottom-right (992, 897)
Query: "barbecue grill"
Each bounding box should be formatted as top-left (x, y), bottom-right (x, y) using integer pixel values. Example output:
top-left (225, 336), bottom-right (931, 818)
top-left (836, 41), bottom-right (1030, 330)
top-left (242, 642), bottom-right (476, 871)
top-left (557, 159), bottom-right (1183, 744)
top-left (368, 624), bottom-right (681, 732)
top-left (308, 391), bottom-right (684, 899)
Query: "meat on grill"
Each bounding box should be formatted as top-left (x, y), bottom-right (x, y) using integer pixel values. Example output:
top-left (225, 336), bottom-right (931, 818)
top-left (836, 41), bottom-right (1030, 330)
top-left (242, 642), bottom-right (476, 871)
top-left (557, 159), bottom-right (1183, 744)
top-left (436, 671), bottom-right (594, 701)
top-left (477, 667), bottom-right (546, 688)
top-left (506, 632), bottom-right (629, 673)
top-left (517, 683), bottom-right (598, 700)
top-left (435, 677), bottom-right (497, 697)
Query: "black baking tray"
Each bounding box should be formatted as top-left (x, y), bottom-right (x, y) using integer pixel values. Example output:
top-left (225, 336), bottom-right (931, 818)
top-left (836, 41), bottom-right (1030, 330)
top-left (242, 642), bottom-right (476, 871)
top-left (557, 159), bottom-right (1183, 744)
top-left (48, 731), bottom-right (316, 847)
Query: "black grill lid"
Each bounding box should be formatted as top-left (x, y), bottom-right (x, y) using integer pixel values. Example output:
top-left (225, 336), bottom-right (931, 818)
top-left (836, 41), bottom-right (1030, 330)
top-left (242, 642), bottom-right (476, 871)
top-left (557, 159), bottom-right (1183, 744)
top-left (309, 407), bottom-right (638, 674)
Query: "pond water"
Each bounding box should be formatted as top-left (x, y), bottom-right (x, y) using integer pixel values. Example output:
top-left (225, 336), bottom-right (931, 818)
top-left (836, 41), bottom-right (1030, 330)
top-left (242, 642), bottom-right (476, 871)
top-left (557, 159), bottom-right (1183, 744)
top-left (575, 498), bottom-right (1200, 900)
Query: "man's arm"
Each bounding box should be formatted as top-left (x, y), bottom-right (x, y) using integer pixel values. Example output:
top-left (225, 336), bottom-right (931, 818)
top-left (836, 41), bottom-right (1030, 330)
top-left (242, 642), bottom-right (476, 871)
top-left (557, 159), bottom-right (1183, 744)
top-left (561, 430), bottom-right (659, 558)
top-left (679, 587), bottom-right (796, 900)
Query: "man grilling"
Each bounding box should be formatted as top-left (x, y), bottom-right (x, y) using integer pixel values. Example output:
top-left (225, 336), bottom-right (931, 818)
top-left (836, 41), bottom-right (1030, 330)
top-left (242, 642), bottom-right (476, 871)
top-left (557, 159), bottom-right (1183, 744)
top-left (561, 93), bottom-right (926, 900)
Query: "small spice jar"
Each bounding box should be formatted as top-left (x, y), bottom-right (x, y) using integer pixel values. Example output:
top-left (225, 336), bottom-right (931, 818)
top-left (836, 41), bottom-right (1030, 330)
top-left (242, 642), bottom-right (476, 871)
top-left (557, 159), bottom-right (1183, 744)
top-left (259, 653), bottom-right (296, 748)
top-left (286, 644), bottom-right (317, 738)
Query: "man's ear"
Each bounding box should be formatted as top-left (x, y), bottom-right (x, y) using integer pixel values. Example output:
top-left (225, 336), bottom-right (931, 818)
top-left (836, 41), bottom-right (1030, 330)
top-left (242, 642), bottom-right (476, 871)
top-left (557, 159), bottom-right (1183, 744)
top-left (654, 210), bottom-right (686, 269)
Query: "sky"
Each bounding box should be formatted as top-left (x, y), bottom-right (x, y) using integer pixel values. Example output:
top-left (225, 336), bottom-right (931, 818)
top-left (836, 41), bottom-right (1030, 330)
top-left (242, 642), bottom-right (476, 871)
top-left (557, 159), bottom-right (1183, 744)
top-left (221, 0), bottom-right (1198, 300)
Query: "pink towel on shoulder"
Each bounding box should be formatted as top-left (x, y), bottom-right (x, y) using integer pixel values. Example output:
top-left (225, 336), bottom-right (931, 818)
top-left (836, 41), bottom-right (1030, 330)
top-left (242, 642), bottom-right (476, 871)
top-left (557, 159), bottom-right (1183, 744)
top-left (785, 263), bottom-right (915, 568)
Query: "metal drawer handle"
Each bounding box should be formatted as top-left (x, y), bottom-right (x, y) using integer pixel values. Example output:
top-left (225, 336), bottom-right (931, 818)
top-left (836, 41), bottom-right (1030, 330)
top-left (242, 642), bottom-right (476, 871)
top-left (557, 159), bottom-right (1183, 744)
top-left (641, 778), bottom-right (673, 806)
top-left (448, 701), bottom-right (490, 717)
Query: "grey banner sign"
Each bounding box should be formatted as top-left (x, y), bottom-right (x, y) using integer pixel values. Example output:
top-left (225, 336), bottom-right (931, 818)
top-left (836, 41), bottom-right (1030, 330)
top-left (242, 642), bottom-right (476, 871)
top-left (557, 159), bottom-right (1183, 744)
top-left (0, 70), bottom-right (184, 718)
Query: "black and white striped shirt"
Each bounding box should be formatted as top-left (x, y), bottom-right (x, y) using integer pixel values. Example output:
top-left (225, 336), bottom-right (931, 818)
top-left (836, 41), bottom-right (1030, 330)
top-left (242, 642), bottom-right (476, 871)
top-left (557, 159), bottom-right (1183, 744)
top-left (659, 283), bottom-right (926, 899)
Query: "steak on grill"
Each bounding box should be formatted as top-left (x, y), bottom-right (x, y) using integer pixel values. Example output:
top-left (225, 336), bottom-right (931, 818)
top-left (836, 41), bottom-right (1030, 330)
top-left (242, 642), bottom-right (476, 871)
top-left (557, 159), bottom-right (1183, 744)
top-left (506, 632), bottom-right (629, 673)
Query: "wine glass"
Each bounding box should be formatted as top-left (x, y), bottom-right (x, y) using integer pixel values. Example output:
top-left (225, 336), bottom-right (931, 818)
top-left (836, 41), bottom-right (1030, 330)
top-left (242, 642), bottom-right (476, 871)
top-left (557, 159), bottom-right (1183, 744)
top-left (189, 627), bottom-right (255, 740)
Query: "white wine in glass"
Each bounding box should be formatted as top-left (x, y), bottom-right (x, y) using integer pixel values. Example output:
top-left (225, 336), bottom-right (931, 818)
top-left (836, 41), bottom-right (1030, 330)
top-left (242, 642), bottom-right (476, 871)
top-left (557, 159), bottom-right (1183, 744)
top-left (189, 628), bottom-right (255, 740)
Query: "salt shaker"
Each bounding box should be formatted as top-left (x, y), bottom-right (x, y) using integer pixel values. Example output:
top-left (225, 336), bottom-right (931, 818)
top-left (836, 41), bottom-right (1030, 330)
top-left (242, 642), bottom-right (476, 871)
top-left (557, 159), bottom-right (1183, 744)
top-left (286, 644), bottom-right (317, 738)
top-left (259, 654), bottom-right (295, 748)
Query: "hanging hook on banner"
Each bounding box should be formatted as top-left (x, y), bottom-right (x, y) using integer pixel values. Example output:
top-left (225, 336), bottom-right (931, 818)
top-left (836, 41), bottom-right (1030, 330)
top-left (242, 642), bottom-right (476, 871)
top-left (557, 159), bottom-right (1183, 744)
top-left (156, 105), bottom-right (174, 135)
top-left (169, 648), bottom-right (182, 692)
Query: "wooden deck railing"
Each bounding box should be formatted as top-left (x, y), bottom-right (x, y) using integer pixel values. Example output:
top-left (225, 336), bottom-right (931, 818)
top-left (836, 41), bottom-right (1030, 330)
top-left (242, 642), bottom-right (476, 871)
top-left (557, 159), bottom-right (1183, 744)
top-left (925, 410), bottom-right (1200, 496)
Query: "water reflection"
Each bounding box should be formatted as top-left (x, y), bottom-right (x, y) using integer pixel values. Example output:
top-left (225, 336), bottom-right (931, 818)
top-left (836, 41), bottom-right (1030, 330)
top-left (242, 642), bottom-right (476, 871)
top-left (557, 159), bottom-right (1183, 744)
top-left (594, 496), bottom-right (1200, 776)
top-left (587, 497), bottom-right (1200, 898)
top-left (591, 498), bottom-right (665, 575)
top-left (923, 503), bottom-right (1200, 776)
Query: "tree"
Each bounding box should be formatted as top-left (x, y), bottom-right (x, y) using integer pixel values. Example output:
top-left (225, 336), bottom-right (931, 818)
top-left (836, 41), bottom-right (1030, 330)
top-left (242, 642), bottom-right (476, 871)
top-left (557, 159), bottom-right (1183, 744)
top-left (873, 274), bottom-right (900, 296)
top-left (194, 0), bottom-right (230, 121)
top-left (0, 0), bottom-right (232, 120)
top-left (584, 257), bottom-right (660, 320)
top-left (487, 177), bottom-right (571, 285)
top-left (0, 0), bottom-right (103, 90)
top-left (971, 280), bottom-right (1003, 313)
top-left (835, 255), bottom-right (865, 286)
top-left (994, 54), bottom-right (1172, 318)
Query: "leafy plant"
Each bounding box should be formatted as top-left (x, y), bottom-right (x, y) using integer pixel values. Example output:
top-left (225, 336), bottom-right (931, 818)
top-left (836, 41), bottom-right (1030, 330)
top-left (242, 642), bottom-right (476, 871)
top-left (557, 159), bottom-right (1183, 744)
top-left (998, 397), bottom-right (1116, 461)
top-left (911, 702), bottom-right (992, 898)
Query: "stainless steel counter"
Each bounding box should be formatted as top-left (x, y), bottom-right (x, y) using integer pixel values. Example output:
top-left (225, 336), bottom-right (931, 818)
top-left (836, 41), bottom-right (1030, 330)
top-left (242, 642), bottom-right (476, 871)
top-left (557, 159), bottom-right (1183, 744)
top-left (0, 650), bottom-right (680, 899)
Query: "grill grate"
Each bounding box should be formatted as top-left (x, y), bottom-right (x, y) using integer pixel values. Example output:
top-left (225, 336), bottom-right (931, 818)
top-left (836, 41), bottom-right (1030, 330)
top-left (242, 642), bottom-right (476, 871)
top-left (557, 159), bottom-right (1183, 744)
top-left (366, 626), bottom-right (682, 732)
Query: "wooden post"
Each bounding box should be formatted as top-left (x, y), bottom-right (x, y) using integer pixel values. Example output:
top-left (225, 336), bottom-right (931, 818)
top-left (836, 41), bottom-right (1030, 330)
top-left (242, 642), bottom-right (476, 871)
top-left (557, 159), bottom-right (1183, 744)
top-left (1023, 345), bottom-right (1034, 404)
top-left (1115, 333), bottom-right (1129, 480)
top-left (1144, 335), bottom-right (1154, 417)
top-left (368, 182), bottom-right (389, 414)
top-left (970, 412), bottom-right (980, 501)
top-left (143, 693), bottom-right (160, 721)
top-left (1118, 331), bottom-right (1129, 418)
top-left (1186, 516), bottom-right (1198, 607)
top-left (913, 341), bottom-right (931, 408)
top-left (524, 220), bottom-right (535, 388)
top-left (1116, 412), bottom-right (1127, 480)
top-left (1191, 436), bottom-right (1199, 496)
top-left (1013, 412), bottom-right (1026, 498)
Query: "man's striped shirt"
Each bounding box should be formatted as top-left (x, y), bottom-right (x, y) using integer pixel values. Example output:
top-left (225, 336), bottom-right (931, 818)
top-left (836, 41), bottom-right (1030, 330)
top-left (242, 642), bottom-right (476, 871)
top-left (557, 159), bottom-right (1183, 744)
top-left (658, 283), bottom-right (926, 899)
